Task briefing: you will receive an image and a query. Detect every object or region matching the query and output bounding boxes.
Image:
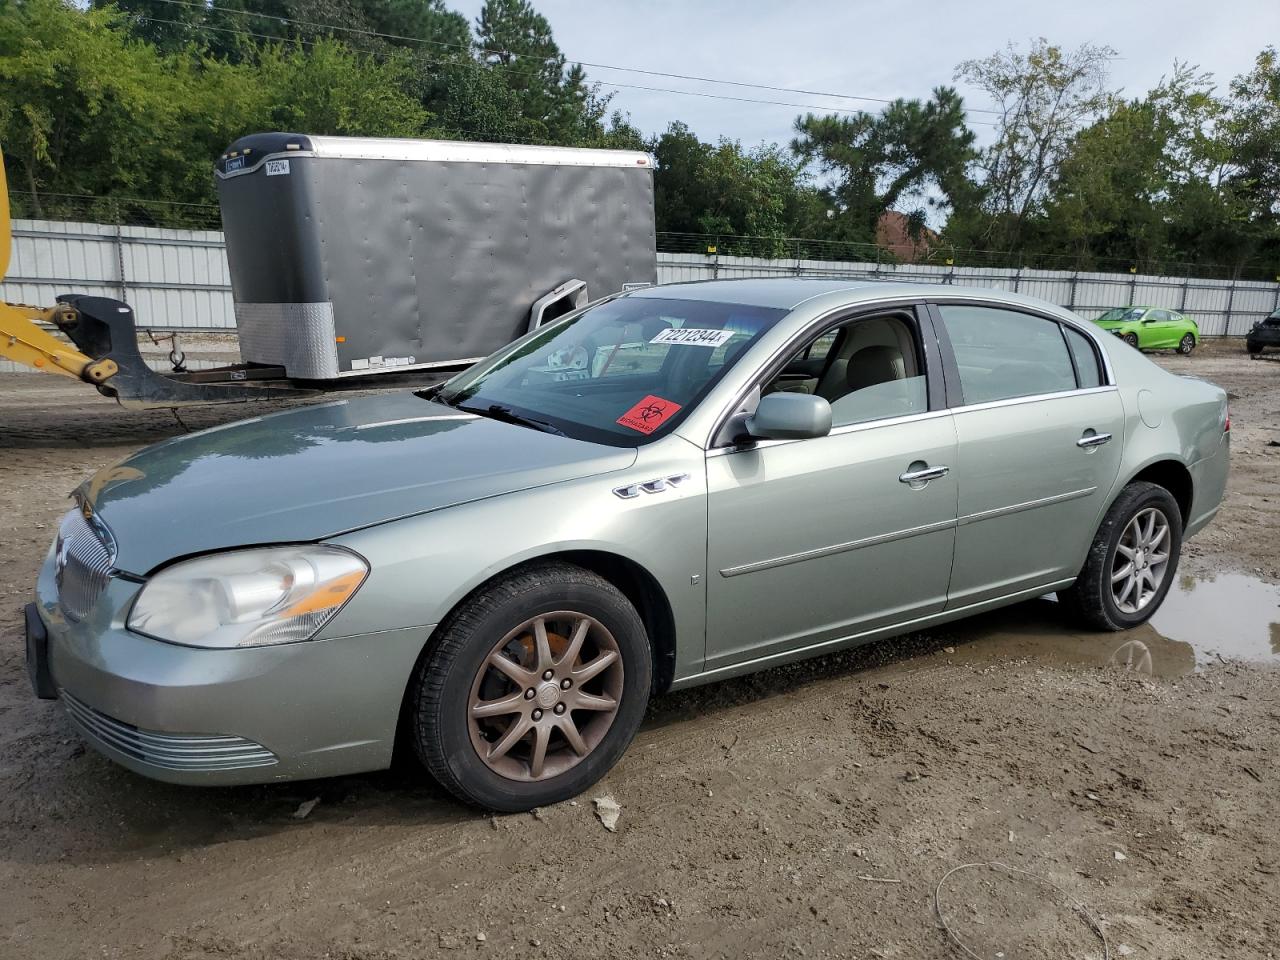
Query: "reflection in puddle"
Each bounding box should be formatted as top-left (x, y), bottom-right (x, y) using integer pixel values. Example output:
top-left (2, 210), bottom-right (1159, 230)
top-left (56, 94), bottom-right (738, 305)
top-left (937, 572), bottom-right (1280, 677)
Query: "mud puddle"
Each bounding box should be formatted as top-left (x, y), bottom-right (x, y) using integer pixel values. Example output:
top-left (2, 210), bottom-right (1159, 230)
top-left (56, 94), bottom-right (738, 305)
top-left (940, 571), bottom-right (1280, 677)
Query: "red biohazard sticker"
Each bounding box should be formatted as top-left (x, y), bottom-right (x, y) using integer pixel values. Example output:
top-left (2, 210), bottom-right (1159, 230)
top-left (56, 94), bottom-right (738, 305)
top-left (616, 395), bottom-right (682, 435)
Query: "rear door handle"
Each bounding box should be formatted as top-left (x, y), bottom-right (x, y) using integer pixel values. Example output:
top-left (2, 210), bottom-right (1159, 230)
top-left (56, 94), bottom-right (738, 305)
top-left (899, 464), bottom-right (949, 486)
top-left (1077, 431), bottom-right (1113, 448)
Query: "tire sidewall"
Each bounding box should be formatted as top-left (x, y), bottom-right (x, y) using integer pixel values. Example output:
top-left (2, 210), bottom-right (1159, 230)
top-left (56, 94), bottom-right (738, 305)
top-left (1095, 486), bottom-right (1183, 629)
top-left (421, 574), bottom-right (651, 812)
top-left (1124, 333), bottom-right (1140, 348)
top-left (1179, 334), bottom-right (1194, 355)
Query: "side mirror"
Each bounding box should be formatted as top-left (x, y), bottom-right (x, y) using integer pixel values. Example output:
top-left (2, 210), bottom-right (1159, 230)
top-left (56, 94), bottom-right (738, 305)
top-left (744, 392), bottom-right (832, 441)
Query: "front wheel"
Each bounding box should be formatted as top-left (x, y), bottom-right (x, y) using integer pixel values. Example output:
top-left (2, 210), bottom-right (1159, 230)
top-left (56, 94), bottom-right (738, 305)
top-left (409, 562), bottom-right (652, 811)
top-left (1177, 333), bottom-right (1195, 355)
top-left (1058, 482), bottom-right (1182, 631)
top-left (1247, 342), bottom-right (1263, 357)
top-left (1123, 332), bottom-right (1140, 349)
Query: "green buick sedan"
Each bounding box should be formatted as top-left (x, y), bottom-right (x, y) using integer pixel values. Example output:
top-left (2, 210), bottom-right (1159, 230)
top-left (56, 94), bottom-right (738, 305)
top-left (27, 280), bottom-right (1230, 811)
top-left (1093, 306), bottom-right (1199, 354)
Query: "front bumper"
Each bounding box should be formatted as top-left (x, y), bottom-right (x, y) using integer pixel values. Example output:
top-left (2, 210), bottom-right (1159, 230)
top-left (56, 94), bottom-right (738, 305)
top-left (31, 555), bottom-right (434, 786)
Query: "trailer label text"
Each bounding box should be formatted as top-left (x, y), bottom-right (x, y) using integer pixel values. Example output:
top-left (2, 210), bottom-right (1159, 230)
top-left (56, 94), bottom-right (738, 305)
top-left (265, 160), bottom-right (291, 177)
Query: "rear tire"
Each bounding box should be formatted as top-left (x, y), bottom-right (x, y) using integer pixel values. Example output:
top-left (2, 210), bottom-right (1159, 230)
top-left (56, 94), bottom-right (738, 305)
top-left (1247, 342), bottom-right (1263, 356)
top-left (1178, 333), bottom-right (1195, 355)
top-left (1058, 482), bottom-right (1182, 631)
top-left (1123, 333), bottom-right (1140, 349)
top-left (409, 561), bottom-right (652, 812)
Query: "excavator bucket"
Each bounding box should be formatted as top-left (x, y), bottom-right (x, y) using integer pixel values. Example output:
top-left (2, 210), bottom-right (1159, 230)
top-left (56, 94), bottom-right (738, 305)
top-left (54, 295), bottom-right (311, 407)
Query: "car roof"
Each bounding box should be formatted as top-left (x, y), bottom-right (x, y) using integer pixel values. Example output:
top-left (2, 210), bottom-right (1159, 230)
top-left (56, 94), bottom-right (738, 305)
top-left (624, 277), bottom-right (1078, 318)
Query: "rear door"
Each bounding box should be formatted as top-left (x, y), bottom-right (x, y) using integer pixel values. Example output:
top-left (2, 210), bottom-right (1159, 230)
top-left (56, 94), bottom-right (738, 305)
top-left (931, 301), bottom-right (1125, 608)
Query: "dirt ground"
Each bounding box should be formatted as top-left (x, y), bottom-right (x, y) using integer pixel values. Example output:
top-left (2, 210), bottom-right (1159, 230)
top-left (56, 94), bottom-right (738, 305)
top-left (0, 339), bottom-right (1277, 960)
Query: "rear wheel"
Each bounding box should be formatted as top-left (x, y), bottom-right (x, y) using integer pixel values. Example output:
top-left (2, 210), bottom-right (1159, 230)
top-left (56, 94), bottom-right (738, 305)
top-left (1123, 332), bottom-right (1140, 349)
top-left (1058, 482), bottom-right (1182, 631)
top-left (1177, 333), bottom-right (1195, 355)
top-left (1247, 342), bottom-right (1263, 356)
top-left (409, 562), bottom-right (652, 811)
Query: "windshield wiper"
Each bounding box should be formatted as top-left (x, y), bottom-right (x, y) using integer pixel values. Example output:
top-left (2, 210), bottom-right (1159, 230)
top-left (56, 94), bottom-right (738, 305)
top-left (459, 402), bottom-right (565, 436)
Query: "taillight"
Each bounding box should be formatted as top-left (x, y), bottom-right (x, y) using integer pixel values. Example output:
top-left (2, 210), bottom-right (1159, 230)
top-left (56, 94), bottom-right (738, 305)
top-left (1224, 401), bottom-right (1231, 433)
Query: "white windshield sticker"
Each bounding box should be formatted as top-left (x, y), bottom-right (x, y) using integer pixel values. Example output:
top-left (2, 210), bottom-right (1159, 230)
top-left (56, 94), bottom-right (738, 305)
top-left (650, 327), bottom-right (735, 348)
top-left (265, 159), bottom-right (291, 176)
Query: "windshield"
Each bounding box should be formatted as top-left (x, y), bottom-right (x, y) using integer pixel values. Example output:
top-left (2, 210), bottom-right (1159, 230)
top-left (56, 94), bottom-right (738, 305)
top-left (1096, 308), bottom-right (1145, 322)
top-left (434, 296), bottom-right (787, 446)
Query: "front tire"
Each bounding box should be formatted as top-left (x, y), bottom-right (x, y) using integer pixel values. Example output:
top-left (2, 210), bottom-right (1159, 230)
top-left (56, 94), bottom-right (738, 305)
top-left (1123, 332), bottom-right (1140, 349)
top-left (1178, 333), bottom-right (1195, 355)
top-left (409, 562), bottom-right (652, 811)
top-left (1058, 482), bottom-right (1182, 631)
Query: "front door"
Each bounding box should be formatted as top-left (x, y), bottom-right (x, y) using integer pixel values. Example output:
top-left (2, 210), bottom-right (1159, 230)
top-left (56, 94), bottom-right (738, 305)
top-left (704, 308), bottom-right (958, 672)
top-left (933, 302), bottom-right (1125, 607)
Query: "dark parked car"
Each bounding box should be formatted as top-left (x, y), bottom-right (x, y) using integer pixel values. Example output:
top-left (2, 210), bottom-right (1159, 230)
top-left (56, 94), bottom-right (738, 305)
top-left (1246, 310), bottom-right (1280, 357)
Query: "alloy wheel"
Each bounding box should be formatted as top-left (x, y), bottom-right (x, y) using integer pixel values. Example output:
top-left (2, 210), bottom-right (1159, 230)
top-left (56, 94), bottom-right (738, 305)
top-left (467, 612), bottom-right (624, 781)
top-left (1179, 334), bottom-right (1194, 354)
top-left (1110, 507), bottom-right (1171, 614)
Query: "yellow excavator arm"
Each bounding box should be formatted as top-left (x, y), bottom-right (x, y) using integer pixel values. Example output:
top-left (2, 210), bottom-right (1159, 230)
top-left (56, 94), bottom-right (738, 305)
top-left (0, 146), bottom-right (118, 383)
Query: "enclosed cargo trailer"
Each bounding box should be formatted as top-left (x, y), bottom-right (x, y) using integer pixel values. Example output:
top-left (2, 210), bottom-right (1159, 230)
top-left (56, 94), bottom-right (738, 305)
top-left (214, 133), bottom-right (658, 382)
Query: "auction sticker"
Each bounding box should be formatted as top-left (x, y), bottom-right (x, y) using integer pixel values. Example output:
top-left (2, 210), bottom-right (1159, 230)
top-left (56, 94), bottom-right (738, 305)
top-left (617, 395), bottom-right (682, 434)
top-left (651, 327), bottom-right (735, 348)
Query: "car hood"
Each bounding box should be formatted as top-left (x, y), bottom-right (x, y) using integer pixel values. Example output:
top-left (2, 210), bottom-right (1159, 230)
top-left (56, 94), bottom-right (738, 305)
top-left (1093, 320), bottom-right (1131, 330)
top-left (80, 393), bottom-right (637, 574)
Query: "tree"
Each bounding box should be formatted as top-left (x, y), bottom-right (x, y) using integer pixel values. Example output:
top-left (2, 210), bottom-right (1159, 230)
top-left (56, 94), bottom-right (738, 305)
top-left (1220, 47), bottom-right (1280, 271)
top-left (791, 88), bottom-right (977, 245)
top-left (651, 122), bottom-right (819, 250)
top-left (473, 0), bottom-right (591, 143)
top-left (954, 38), bottom-right (1116, 249)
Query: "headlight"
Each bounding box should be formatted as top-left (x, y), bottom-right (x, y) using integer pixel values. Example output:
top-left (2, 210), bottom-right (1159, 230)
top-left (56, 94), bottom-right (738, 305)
top-left (127, 545), bottom-right (368, 648)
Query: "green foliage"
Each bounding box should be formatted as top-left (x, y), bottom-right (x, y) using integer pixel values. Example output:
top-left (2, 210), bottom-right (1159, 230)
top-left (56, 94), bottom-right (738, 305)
top-left (652, 122), bottom-right (819, 252)
top-left (792, 88), bottom-right (976, 244)
top-left (0, 5), bottom-right (1275, 277)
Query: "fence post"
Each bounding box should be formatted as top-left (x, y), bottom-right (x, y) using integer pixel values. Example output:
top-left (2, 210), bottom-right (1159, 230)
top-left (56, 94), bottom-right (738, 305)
top-left (1179, 275), bottom-right (1190, 312)
top-left (1013, 266), bottom-right (1022, 293)
top-left (1224, 277), bottom-right (1236, 337)
top-left (793, 237), bottom-right (802, 277)
top-left (1067, 271), bottom-right (1078, 312)
top-left (113, 202), bottom-right (128, 304)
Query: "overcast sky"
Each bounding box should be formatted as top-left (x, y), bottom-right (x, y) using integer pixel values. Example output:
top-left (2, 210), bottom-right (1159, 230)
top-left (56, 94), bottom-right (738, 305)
top-left (449, 0), bottom-right (1279, 149)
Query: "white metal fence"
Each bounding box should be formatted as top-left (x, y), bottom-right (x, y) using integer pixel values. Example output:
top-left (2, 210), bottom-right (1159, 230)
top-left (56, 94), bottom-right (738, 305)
top-left (3, 218), bottom-right (1278, 338)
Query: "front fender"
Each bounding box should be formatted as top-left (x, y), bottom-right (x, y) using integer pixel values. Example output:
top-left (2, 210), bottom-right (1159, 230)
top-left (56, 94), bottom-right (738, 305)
top-left (320, 442), bottom-right (709, 682)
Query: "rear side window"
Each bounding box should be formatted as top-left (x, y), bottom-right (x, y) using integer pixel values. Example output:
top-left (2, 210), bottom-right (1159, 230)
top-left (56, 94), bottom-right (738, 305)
top-left (1062, 326), bottom-right (1103, 388)
top-left (939, 305), bottom-right (1077, 404)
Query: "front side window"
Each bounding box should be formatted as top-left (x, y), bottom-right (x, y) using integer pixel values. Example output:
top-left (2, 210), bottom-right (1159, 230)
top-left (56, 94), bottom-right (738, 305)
top-left (434, 296), bottom-right (787, 446)
top-left (763, 313), bottom-right (928, 427)
top-left (939, 305), bottom-right (1077, 404)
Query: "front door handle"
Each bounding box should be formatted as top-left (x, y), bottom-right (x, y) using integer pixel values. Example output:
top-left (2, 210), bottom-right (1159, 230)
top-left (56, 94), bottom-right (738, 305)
top-left (899, 463), bottom-right (950, 487)
top-left (1077, 431), bottom-right (1113, 449)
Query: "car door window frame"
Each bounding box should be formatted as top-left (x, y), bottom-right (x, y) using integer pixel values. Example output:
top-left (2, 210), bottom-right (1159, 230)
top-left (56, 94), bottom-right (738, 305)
top-left (707, 300), bottom-right (947, 450)
top-left (924, 299), bottom-right (1115, 410)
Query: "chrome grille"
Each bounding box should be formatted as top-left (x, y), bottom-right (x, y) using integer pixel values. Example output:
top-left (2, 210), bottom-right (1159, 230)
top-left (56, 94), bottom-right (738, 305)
top-left (54, 509), bottom-right (114, 621)
top-left (62, 691), bottom-right (278, 772)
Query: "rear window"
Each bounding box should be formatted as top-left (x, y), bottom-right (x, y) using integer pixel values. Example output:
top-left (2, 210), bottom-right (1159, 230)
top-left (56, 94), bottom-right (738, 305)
top-left (939, 305), bottom-right (1078, 404)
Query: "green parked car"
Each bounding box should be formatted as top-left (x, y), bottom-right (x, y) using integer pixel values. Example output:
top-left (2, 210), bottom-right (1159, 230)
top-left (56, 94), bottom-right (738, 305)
top-left (1093, 306), bottom-right (1199, 354)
